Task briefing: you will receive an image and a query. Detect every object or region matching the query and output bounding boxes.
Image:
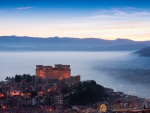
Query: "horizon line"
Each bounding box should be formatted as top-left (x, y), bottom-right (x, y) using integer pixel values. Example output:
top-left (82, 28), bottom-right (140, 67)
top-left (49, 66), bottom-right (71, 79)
top-left (0, 35), bottom-right (150, 42)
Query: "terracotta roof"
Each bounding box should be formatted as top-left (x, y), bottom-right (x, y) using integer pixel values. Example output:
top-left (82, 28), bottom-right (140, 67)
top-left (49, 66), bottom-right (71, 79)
top-left (113, 108), bottom-right (133, 112)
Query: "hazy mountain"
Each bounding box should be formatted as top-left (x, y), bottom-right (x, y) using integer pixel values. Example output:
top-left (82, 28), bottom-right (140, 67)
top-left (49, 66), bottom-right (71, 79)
top-left (135, 47), bottom-right (150, 56)
top-left (0, 36), bottom-right (150, 51)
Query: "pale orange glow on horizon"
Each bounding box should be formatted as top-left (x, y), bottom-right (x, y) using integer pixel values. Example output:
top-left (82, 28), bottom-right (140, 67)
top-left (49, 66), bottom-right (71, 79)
top-left (1, 26), bottom-right (149, 41)
top-left (0, 8), bottom-right (150, 41)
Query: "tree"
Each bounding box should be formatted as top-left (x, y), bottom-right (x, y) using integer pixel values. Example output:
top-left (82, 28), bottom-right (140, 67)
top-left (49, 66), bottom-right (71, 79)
top-left (15, 75), bottom-right (21, 83)
top-left (5, 76), bottom-right (9, 80)
top-left (27, 75), bottom-right (31, 83)
top-left (23, 74), bottom-right (28, 79)
top-left (70, 80), bottom-right (106, 105)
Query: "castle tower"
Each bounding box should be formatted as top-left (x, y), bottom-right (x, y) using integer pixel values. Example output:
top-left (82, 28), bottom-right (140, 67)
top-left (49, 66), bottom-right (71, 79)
top-left (75, 75), bottom-right (80, 85)
top-left (36, 65), bottom-right (43, 77)
top-left (35, 64), bottom-right (71, 80)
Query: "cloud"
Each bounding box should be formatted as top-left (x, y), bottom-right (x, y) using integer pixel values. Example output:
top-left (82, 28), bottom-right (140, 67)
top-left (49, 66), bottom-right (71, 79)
top-left (122, 7), bottom-right (136, 10)
top-left (89, 8), bottom-right (150, 19)
top-left (17, 6), bottom-right (33, 10)
top-left (113, 10), bottom-right (126, 15)
top-left (133, 11), bottom-right (150, 15)
top-left (97, 8), bottom-right (126, 15)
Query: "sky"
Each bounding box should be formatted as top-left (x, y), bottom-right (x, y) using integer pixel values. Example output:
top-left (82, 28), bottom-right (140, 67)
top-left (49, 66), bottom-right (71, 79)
top-left (0, 0), bottom-right (150, 41)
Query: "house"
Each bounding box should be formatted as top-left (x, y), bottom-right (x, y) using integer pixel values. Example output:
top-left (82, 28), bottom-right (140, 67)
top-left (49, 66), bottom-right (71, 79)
top-left (0, 87), bottom-right (11, 92)
top-left (53, 92), bottom-right (63, 105)
top-left (9, 88), bottom-right (24, 97)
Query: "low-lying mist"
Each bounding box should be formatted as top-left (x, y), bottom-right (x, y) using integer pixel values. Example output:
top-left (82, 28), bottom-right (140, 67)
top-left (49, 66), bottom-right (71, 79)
top-left (0, 51), bottom-right (150, 98)
top-left (92, 53), bottom-right (150, 98)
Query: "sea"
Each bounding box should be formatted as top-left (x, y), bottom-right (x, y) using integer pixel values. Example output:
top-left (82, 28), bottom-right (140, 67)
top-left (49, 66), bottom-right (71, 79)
top-left (0, 51), bottom-right (150, 98)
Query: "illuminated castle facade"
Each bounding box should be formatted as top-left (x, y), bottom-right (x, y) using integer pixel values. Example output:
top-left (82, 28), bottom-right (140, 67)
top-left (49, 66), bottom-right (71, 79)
top-left (36, 64), bottom-right (71, 79)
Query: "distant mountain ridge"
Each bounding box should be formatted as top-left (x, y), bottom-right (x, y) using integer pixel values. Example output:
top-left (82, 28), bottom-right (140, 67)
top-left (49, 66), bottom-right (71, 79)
top-left (0, 36), bottom-right (150, 51)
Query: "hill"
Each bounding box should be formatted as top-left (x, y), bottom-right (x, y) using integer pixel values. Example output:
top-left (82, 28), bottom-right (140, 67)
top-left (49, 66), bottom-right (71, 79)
top-left (0, 36), bottom-right (150, 51)
top-left (135, 47), bottom-right (150, 56)
top-left (69, 80), bottom-right (107, 105)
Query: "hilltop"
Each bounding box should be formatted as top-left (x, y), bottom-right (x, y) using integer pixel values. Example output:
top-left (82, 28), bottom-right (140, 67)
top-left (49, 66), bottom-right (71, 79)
top-left (135, 47), bottom-right (150, 56)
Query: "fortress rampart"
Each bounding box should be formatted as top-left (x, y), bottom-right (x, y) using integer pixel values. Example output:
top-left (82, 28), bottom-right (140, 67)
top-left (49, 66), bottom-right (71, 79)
top-left (36, 64), bottom-right (71, 79)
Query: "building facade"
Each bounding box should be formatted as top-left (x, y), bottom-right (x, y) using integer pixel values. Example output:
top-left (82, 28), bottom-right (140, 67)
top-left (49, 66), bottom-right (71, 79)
top-left (36, 64), bottom-right (71, 79)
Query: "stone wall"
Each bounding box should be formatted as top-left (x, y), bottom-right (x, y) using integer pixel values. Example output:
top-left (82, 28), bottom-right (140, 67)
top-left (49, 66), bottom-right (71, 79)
top-left (36, 64), bottom-right (71, 79)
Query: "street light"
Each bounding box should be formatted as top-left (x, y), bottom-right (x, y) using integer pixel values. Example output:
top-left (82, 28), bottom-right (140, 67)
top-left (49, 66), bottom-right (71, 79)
top-left (100, 104), bottom-right (107, 113)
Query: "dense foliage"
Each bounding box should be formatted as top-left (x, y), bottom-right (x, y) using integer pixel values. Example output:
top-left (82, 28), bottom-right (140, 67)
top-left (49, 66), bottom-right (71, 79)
top-left (5, 74), bottom-right (32, 83)
top-left (70, 80), bottom-right (107, 105)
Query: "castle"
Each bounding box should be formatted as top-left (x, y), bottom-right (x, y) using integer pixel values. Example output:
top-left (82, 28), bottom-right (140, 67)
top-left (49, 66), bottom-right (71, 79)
top-left (36, 64), bottom-right (71, 79)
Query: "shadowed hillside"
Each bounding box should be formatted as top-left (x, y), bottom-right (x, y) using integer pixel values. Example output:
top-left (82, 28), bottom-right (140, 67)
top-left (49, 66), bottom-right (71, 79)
top-left (135, 47), bottom-right (150, 56)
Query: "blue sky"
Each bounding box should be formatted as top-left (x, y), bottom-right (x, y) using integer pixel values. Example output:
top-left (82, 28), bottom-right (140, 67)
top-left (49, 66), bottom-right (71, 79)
top-left (0, 0), bottom-right (150, 40)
